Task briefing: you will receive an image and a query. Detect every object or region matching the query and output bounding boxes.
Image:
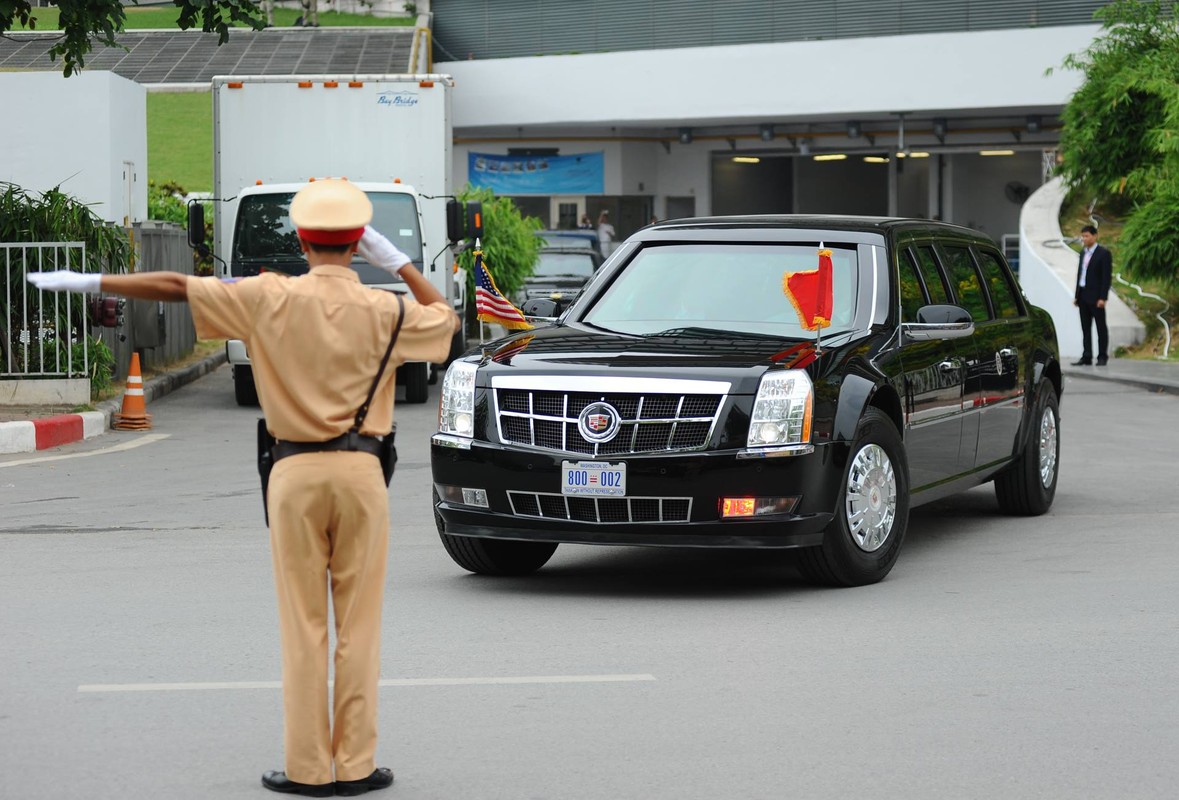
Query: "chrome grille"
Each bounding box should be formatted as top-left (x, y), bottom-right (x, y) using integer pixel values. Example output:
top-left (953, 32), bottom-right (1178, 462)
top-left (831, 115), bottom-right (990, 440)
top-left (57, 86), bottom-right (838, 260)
top-left (495, 388), bottom-right (724, 455)
top-left (509, 491), bottom-right (692, 523)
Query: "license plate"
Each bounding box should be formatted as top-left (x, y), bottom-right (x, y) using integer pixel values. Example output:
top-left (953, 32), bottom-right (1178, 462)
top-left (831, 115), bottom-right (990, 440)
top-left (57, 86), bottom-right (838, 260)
top-left (561, 460), bottom-right (626, 497)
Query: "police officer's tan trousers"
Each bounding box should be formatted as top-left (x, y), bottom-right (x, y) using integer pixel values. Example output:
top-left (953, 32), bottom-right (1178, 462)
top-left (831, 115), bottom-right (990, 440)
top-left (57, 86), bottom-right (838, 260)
top-left (268, 451), bottom-right (390, 785)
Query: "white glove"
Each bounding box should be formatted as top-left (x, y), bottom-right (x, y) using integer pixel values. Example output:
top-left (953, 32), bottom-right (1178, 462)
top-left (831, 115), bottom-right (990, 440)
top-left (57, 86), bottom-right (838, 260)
top-left (357, 225), bottom-right (412, 275)
top-left (27, 271), bottom-right (102, 294)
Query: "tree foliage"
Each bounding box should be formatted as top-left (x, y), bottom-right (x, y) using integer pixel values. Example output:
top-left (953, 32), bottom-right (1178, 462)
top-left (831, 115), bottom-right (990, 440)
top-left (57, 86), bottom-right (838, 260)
top-left (453, 185), bottom-right (543, 316)
top-left (1056, 0), bottom-right (1179, 282)
top-left (0, 0), bottom-right (264, 76)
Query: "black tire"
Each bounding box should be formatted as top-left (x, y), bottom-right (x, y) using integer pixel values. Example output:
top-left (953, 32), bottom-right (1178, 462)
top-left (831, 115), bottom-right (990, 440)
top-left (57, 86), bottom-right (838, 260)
top-left (994, 379), bottom-right (1059, 515)
top-left (433, 489), bottom-right (557, 575)
top-left (233, 365), bottom-right (259, 407)
top-left (796, 407), bottom-right (910, 587)
top-left (404, 361), bottom-right (429, 404)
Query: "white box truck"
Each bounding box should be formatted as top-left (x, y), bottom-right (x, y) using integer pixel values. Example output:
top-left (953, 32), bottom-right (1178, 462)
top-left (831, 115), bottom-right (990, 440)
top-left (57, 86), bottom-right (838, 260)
top-left (202, 74), bottom-right (468, 405)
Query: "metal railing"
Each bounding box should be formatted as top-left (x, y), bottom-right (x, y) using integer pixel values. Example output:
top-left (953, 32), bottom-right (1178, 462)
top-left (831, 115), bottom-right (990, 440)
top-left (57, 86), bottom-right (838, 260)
top-left (1, 242), bottom-right (90, 378)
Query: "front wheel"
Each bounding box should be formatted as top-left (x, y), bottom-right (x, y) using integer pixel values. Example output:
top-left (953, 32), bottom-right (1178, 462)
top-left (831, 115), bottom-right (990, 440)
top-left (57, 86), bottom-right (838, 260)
top-left (796, 407), bottom-right (910, 587)
top-left (439, 533), bottom-right (558, 576)
top-left (994, 379), bottom-right (1059, 515)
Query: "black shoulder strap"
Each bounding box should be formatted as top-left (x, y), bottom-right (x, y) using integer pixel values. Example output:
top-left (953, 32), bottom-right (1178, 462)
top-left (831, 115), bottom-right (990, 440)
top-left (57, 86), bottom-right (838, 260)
top-left (352, 293), bottom-right (405, 432)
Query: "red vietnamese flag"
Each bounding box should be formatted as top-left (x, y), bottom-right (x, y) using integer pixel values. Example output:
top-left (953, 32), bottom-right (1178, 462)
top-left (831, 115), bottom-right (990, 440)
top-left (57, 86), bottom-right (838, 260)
top-left (783, 247), bottom-right (834, 331)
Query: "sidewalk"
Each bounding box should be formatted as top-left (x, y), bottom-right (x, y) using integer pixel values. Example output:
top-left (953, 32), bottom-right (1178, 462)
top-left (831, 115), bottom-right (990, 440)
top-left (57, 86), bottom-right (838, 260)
top-left (0, 349), bottom-right (227, 454)
top-left (1061, 355), bottom-right (1179, 395)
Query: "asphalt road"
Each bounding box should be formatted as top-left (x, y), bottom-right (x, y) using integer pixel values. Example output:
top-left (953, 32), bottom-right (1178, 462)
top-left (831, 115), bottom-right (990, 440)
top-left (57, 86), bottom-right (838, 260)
top-left (1, 368), bottom-right (1176, 800)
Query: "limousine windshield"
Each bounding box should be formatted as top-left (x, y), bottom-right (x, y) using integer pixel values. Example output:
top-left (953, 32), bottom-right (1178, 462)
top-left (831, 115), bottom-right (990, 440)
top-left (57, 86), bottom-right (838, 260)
top-left (580, 243), bottom-right (861, 338)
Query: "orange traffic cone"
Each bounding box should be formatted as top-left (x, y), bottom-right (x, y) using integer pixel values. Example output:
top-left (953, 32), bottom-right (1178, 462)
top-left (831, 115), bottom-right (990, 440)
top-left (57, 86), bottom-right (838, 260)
top-left (113, 353), bottom-right (152, 431)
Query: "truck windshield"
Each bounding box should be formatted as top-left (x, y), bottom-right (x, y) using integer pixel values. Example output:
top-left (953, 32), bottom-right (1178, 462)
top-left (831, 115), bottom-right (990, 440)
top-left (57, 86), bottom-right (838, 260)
top-left (580, 243), bottom-right (860, 338)
top-left (232, 191), bottom-right (423, 283)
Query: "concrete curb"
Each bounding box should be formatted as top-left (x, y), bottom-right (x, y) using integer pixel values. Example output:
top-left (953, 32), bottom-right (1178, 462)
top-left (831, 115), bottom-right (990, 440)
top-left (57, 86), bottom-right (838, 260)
top-left (0, 349), bottom-right (228, 455)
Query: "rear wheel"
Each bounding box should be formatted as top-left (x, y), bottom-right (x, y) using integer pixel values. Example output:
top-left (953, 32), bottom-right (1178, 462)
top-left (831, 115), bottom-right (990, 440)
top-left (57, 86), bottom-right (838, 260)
top-left (797, 408), bottom-right (910, 587)
top-left (994, 379), bottom-right (1059, 515)
top-left (233, 365), bottom-right (259, 407)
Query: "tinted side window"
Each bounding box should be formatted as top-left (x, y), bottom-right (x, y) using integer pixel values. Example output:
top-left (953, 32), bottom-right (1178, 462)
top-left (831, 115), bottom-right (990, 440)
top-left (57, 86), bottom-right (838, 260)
top-left (911, 246), bottom-right (950, 304)
top-left (941, 245), bottom-right (990, 322)
top-left (975, 249), bottom-right (1024, 319)
top-left (899, 250), bottom-right (928, 322)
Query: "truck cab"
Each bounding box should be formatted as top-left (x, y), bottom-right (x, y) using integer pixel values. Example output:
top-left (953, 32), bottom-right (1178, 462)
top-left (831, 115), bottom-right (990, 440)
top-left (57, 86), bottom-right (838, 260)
top-left (221, 181), bottom-right (447, 405)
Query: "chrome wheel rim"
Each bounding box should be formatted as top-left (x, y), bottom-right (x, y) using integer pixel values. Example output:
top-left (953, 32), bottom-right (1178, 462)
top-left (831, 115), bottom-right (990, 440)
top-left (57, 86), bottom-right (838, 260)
top-left (845, 443), bottom-right (897, 553)
top-left (1039, 405), bottom-right (1058, 489)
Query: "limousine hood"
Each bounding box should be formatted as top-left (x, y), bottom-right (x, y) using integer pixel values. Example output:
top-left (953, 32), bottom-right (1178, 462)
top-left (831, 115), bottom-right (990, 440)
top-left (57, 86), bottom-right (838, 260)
top-left (473, 324), bottom-right (844, 391)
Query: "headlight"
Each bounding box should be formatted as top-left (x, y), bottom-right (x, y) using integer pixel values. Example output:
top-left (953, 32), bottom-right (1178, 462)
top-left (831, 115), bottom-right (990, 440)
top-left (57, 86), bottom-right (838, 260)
top-left (747, 370), bottom-right (813, 448)
top-left (438, 361), bottom-right (477, 437)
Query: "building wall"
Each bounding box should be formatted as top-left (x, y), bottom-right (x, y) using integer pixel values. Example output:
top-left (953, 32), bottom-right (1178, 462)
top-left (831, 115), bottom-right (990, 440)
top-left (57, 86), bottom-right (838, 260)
top-left (948, 151), bottom-right (1043, 242)
top-left (0, 71), bottom-right (147, 225)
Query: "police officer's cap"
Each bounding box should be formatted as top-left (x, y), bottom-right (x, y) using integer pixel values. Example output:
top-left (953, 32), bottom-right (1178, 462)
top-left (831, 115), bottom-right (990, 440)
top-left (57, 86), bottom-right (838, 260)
top-left (290, 179), bottom-right (373, 245)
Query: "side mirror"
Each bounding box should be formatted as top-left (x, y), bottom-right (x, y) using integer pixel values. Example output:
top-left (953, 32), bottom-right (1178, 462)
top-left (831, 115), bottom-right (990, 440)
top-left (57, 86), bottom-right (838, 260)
top-left (446, 200), bottom-right (485, 243)
top-left (187, 201), bottom-right (209, 257)
top-left (521, 297), bottom-right (559, 320)
top-left (902, 304), bottom-right (974, 341)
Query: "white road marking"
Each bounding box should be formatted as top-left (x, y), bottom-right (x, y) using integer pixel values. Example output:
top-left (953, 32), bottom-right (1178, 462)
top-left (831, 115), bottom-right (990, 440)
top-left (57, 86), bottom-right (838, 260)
top-left (0, 434), bottom-right (170, 468)
top-left (78, 674), bottom-right (657, 693)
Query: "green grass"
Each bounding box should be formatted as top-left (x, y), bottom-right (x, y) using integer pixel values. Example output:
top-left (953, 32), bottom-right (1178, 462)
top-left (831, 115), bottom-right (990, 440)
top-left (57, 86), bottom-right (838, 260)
top-left (15, 7), bottom-right (414, 30)
top-left (148, 92), bottom-right (213, 192)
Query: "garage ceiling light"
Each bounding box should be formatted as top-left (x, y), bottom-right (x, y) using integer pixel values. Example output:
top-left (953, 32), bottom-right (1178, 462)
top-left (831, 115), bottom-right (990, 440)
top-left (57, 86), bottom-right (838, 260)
top-left (980, 149), bottom-right (1015, 156)
top-left (813, 154), bottom-right (847, 161)
top-left (733, 156), bottom-right (761, 164)
top-left (896, 151), bottom-right (930, 159)
top-left (863, 156), bottom-right (889, 163)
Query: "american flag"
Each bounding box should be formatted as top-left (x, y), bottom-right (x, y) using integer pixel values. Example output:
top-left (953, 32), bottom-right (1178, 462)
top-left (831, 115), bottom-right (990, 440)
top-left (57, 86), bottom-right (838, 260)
top-left (475, 250), bottom-right (533, 331)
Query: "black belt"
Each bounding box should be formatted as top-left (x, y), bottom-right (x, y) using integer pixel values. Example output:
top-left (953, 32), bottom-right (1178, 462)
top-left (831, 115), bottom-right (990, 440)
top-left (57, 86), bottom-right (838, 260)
top-left (272, 431), bottom-right (384, 462)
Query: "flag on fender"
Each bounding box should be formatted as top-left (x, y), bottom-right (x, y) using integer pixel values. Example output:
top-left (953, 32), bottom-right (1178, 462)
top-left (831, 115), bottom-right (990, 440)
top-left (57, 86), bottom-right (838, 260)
top-left (783, 246), bottom-right (834, 331)
top-left (475, 249), bottom-right (533, 330)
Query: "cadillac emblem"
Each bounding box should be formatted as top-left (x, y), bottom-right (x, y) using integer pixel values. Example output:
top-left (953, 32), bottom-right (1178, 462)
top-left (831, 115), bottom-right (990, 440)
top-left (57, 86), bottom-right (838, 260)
top-left (577, 401), bottom-right (621, 443)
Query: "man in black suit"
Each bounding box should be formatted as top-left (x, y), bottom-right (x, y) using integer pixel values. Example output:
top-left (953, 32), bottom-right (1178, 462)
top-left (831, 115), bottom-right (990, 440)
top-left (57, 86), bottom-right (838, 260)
top-left (1073, 224), bottom-right (1113, 366)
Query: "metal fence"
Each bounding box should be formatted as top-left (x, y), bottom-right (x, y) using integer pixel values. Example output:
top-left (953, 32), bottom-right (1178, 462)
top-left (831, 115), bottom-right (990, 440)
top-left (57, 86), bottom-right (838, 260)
top-left (1, 242), bottom-right (91, 378)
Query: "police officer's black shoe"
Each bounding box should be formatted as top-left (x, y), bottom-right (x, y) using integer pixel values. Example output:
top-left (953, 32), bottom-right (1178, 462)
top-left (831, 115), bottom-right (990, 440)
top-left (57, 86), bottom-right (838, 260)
top-left (261, 770), bottom-right (334, 797)
top-left (335, 767), bottom-right (394, 796)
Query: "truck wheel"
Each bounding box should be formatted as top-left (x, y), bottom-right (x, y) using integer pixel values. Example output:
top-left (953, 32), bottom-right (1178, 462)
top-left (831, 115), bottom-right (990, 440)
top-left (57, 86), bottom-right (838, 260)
top-left (994, 379), bottom-right (1059, 515)
top-left (796, 407), bottom-right (910, 587)
top-left (446, 327), bottom-right (467, 367)
top-left (233, 365), bottom-right (259, 407)
top-left (404, 362), bottom-right (429, 404)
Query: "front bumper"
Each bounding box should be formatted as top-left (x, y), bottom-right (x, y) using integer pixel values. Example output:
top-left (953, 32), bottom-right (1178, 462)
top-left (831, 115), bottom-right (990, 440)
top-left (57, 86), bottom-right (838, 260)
top-left (430, 438), bottom-right (842, 549)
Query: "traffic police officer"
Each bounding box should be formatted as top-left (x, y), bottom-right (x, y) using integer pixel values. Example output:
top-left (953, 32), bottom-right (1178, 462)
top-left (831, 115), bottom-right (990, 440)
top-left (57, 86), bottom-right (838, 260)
top-left (29, 179), bottom-right (459, 797)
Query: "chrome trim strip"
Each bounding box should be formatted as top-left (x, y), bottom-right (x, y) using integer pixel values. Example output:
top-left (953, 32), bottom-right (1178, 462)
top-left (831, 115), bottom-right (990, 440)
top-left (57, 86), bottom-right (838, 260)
top-left (871, 244), bottom-right (881, 326)
top-left (736, 444), bottom-right (816, 459)
top-left (492, 375), bottom-right (731, 394)
top-left (432, 433), bottom-right (473, 450)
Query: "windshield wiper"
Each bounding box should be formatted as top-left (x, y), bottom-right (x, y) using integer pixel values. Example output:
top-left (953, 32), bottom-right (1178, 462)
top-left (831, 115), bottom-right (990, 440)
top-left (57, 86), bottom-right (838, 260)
top-left (648, 326), bottom-right (795, 341)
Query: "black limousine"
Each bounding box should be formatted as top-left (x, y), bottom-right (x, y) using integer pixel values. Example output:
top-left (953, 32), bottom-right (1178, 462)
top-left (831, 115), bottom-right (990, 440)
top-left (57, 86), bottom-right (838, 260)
top-left (431, 216), bottom-right (1062, 586)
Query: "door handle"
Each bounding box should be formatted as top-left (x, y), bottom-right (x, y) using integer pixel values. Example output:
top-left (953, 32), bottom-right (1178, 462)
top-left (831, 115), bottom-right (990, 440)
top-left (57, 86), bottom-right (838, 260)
top-left (937, 359), bottom-right (961, 373)
top-left (998, 347), bottom-right (1017, 358)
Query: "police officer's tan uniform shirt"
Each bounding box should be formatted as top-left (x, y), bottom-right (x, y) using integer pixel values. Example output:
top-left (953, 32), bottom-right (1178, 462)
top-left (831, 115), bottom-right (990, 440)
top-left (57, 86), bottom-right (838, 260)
top-left (187, 266), bottom-right (456, 441)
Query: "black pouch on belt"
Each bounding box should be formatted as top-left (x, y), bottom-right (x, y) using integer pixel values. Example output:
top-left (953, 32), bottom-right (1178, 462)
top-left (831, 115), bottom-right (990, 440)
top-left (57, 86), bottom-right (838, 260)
top-left (378, 425), bottom-right (398, 486)
top-left (257, 418), bottom-right (277, 525)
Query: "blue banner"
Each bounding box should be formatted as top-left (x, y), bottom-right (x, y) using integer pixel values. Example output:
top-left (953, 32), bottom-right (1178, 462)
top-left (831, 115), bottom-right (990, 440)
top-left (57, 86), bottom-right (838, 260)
top-left (469, 152), bottom-right (604, 194)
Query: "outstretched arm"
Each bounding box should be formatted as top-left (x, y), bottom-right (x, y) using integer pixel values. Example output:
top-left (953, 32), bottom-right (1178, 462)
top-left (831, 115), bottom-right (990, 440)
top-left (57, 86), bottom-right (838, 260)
top-left (28, 270), bottom-right (189, 302)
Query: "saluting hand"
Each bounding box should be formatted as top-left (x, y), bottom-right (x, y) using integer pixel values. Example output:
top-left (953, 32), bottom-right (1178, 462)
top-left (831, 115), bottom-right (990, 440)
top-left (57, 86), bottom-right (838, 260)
top-left (357, 226), bottom-right (412, 276)
top-left (27, 270), bottom-right (102, 294)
